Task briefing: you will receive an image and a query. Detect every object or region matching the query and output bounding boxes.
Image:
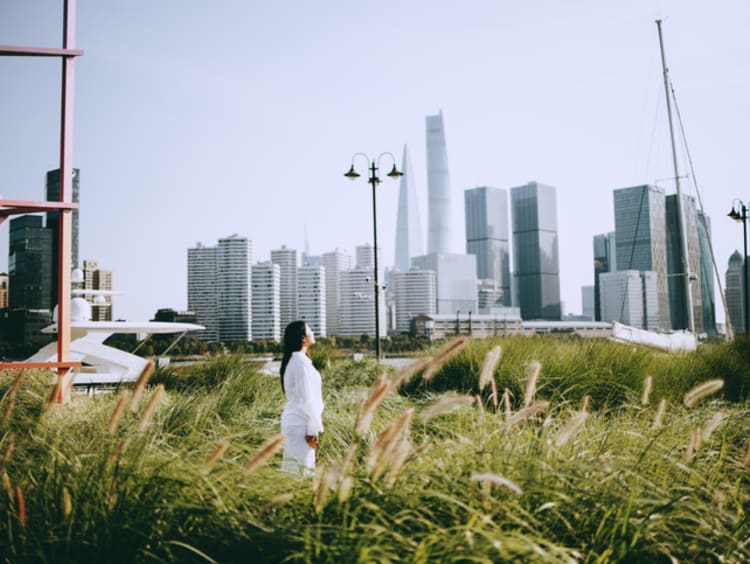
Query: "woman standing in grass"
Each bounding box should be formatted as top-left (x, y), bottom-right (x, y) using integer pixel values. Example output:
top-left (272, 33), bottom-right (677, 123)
top-left (279, 320), bottom-right (324, 474)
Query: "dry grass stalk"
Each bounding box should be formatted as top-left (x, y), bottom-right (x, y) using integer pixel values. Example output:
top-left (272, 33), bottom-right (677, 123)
top-left (641, 376), bottom-right (653, 405)
top-left (354, 375), bottom-right (391, 436)
top-left (503, 389), bottom-right (512, 420)
top-left (259, 492), bottom-right (294, 515)
top-left (489, 377), bottom-right (499, 410)
top-left (366, 408), bottom-right (414, 475)
top-left (555, 411), bottom-right (588, 448)
top-left (391, 356), bottom-right (433, 389)
top-left (523, 361), bottom-right (541, 407)
top-left (470, 472), bottom-right (523, 495)
top-left (478, 346), bottom-right (502, 391)
top-left (383, 439), bottom-right (415, 486)
top-left (701, 412), bottom-right (726, 443)
top-left (422, 337), bottom-right (470, 382)
top-left (2, 470), bottom-right (13, 503)
top-left (62, 487), bottom-right (73, 520)
top-left (106, 437), bottom-right (132, 470)
top-left (16, 485), bottom-right (26, 528)
top-left (129, 360), bottom-right (155, 412)
top-left (2, 434), bottom-right (14, 467)
top-left (505, 400), bottom-right (550, 430)
top-left (339, 441), bottom-right (359, 480)
top-left (243, 434), bottom-right (286, 477)
top-left (683, 379), bottom-right (724, 408)
top-left (107, 390), bottom-right (130, 435)
top-left (743, 438), bottom-right (750, 467)
top-left (685, 430), bottom-right (700, 462)
top-left (475, 394), bottom-right (485, 416)
top-left (201, 440), bottom-right (230, 475)
top-left (653, 398), bottom-right (667, 428)
top-left (313, 463), bottom-right (335, 513)
top-left (420, 394), bottom-right (475, 423)
top-left (3, 371), bottom-right (27, 423)
top-left (580, 395), bottom-right (591, 414)
top-left (136, 384), bottom-right (165, 432)
top-left (338, 476), bottom-right (354, 503)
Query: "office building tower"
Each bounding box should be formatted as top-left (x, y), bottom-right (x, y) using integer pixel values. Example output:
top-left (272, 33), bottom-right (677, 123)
top-left (411, 253), bottom-right (477, 315)
top-left (465, 186), bottom-right (511, 306)
top-left (666, 194), bottom-right (703, 331)
top-left (581, 285), bottom-right (595, 320)
top-left (393, 269), bottom-right (436, 333)
top-left (252, 262), bottom-right (281, 341)
top-left (302, 253), bottom-right (323, 267)
top-left (217, 235), bottom-right (252, 342)
top-left (725, 250), bottom-right (745, 335)
top-left (0, 273), bottom-right (8, 309)
top-left (46, 168), bottom-right (80, 307)
top-left (271, 245), bottom-right (298, 329)
top-left (593, 232), bottom-right (617, 321)
top-left (187, 242), bottom-right (219, 341)
top-left (510, 181), bottom-right (561, 320)
top-left (339, 268), bottom-right (386, 338)
top-left (8, 215), bottom-right (53, 310)
top-left (322, 248), bottom-right (353, 336)
top-left (83, 260), bottom-right (112, 321)
top-left (426, 111), bottom-right (452, 254)
top-left (697, 212), bottom-right (717, 335)
top-left (355, 243), bottom-right (382, 272)
top-left (394, 145), bottom-right (424, 272)
top-left (477, 279), bottom-right (504, 313)
top-left (600, 270), bottom-right (659, 330)
top-left (613, 185), bottom-right (670, 330)
top-left (298, 265), bottom-right (326, 337)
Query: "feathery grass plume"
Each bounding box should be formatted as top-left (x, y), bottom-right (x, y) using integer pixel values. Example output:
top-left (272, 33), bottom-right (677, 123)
top-left (505, 400), bottom-right (550, 430)
top-left (580, 395), bottom-right (591, 414)
top-left (62, 487), bottom-right (73, 520)
top-left (383, 439), bottom-right (415, 486)
top-left (107, 390), bottom-right (130, 435)
top-left (475, 394), bottom-right (485, 416)
top-left (366, 408), bottom-right (414, 475)
top-left (420, 394), bottom-right (475, 423)
top-left (2, 434), bottom-right (14, 467)
top-left (683, 378), bottom-right (724, 408)
top-left (391, 356), bottom-right (433, 389)
top-left (201, 440), bottom-right (230, 475)
top-left (354, 375), bottom-right (391, 436)
top-left (136, 384), bottom-right (165, 432)
top-left (3, 370), bottom-right (27, 424)
top-left (313, 463), bottom-right (335, 514)
top-left (641, 375), bottom-right (653, 405)
top-left (685, 430), bottom-right (700, 462)
top-left (242, 433), bottom-right (286, 477)
top-left (470, 472), bottom-right (523, 495)
top-left (478, 346), bottom-right (502, 391)
top-left (129, 360), bottom-right (155, 412)
top-left (653, 398), bottom-right (667, 428)
top-left (2, 470), bottom-right (13, 503)
top-left (258, 492), bottom-right (294, 515)
top-left (555, 411), bottom-right (588, 448)
top-left (339, 441), bottom-right (359, 481)
top-left (743, 438), bottom-right (750, 467)
top-left (422, 337), bottom-right (470, 382)
top-left (106, 437), bottom-right (132, 470)
top-left (16, 485), bottom-right (26, 528)
top-left (523, 361), bottom-right (541, 407)
top-left (489, 377), bottom-right (499, 410)
top-left (701, 412), bottom-right (726, 443)
top-left (503, 389), bottom-right (512, 420)
top-left (338, 476), bottom-right (354, 503)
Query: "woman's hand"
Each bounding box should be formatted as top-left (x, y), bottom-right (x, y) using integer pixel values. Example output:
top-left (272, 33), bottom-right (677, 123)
top-left (304, 434), bottom-right (319, 449)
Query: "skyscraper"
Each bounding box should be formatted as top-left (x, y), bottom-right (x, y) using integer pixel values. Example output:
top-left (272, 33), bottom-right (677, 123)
top-left (298, 265), bottom-right (326, 337)
top-left (510, 181), bottom-right (561, 320)
top-left (697, 212), bottom-right (717, 335)
top-left (8, 215), bottom-right (53, 310)
top-left (217, 235), bottom-right (252, 342)
top-left (83, 259), bottom-right (113, 321)
top-left (252, 262), bottom-right (280, 341)
top-left (725, 250), bottom-right (745, 335)
top-left (339, 268), bottom-right (386, 338)
top-left (393, 269), bottom-right (436, 333)
top-left (0, 273), bottom-right (8, 309)
top-left (666, 194), bottom-right (703, 332)
top-left (271, 246), bottom-right (298, 330)
top-left (322, 248), bottom-right (353, 336)
top-left (613, 184), bottom-right (670, 330)
top-left (411, 253), bottom-right (477, 315)
top-left (187, 242), bottom-right (219, 341)
top-left (600, 270), bottom-right (659, 330)
top-left (593, 232), bottom-right (617, 321)
top-left (465, 186), bottom-right (511, 306)
top-left (46, 168), bottom-right (80, 308)
top-left (426, 111), bottom-right (452, 254)
top-left (394, 145), bottom-right (424, 272)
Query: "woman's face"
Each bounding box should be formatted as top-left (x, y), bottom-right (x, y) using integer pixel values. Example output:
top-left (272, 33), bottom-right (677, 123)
top-left (304, 324), bottom-right (316, 346)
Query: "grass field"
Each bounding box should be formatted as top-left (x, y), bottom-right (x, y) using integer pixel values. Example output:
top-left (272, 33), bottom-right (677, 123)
top-left (1, 336), bottom-right (748, 562)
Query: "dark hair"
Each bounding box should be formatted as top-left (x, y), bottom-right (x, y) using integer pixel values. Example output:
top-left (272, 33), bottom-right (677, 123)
top-left (279, 320), bottom-right (308, 394)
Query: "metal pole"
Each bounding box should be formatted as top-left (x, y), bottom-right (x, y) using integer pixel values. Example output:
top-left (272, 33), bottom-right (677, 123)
top-left (369, 161), bottom-right (381, 361)
top-left (744, 205), bottom-right (749, 335)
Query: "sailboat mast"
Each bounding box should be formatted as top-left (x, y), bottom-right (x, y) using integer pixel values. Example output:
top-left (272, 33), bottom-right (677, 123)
top-left (656, 19), bottom-right (695, 333)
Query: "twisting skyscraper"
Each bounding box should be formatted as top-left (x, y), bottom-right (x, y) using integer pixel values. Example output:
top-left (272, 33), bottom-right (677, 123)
top-left (394, 145), bottom-right (424, 272)
top-left (426, 111), bottom-right (452, 254)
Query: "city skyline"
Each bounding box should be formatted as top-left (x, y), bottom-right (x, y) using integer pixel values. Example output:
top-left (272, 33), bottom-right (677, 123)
top-left (2, 2), bottom-right (749, 322)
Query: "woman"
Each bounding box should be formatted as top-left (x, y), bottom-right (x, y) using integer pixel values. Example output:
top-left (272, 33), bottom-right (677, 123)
top-left (279, 320), bottom-right (324, 474)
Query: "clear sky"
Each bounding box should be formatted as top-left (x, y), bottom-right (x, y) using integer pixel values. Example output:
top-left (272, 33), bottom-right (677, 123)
top-left (1, 1), bottom-right (748, 323)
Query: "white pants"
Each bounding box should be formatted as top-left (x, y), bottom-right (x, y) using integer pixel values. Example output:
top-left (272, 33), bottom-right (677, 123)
top-left (280, 424), bottom-right (315, 475)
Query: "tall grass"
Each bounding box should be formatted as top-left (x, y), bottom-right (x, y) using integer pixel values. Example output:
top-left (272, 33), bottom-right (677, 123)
top-left (0, 337), bottom-right (748, 561)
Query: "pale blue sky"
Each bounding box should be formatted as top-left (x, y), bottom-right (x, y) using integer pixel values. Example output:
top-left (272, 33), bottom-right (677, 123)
top-left (1, 1), bottom-right (748, 322)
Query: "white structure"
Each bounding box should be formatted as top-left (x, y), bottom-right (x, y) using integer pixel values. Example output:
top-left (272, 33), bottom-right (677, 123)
top-left (426, 110), bottom-right (452, 254)
top-left (187, 242), bottom-right (219, 341)
top-left (411, 253), bottom-right (477, 315)
top-left (394, 144), bottom-right (424, 272)
top-left (356, 243), bottom-right (381, 271)
top-left (339, 268), bottom-right (386, 338)
top-left (298, 265), bottom-right (326, 337)
top-left (322, 248), bottom-right (353, 336)
top-left (251, 262), bottom-right (280, 341)
top-left (271, 245), bottom-right (298, 330)
top-left (393, 269), bottom-right (436, 333)
top-left (600, 270), bottom-right (659, 330)
top-left (218, 235), bottom-right (252, 342)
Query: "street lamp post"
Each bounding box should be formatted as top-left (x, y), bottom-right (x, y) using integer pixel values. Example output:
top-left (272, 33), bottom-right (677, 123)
top-left (345, 153), bottom-right (402, 361)
top-left (728, 201), bottom-right (749, 335)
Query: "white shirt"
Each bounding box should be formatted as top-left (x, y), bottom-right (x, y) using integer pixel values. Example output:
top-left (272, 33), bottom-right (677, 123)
top-left (281, 351), bottom-right (324, 435)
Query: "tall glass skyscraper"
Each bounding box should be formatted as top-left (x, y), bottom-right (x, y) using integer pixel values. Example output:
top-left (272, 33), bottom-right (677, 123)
top-left (725, 250), bottom-right (745, 335)
top-left (464, 186), bottom-right (511, 306)
top-left (46, 168), bottom-right (80, 308)
top-left (8, 215), bottom-right (53, 310)
top-left (593, 232), bottom-right (617, 321)
top-left (613, 185), bottom-right (670, 330)
top-left (510, 181), bottom-right (561, 320)
top-left (697, 211), bottom-right (717, 335)
top-left (426, 111), bottom-right (452, 254)
top-left (394, 145), bottom-right (423, 272)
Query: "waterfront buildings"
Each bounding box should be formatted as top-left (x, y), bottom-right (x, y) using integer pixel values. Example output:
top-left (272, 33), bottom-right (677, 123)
top-left (187, 243), bottom-right (219, 341)
top-left (251, 262), bottom-right (280, 341)
top-left (298, 265), bottom-right (326, 337)
top-left (271, 246), bottom-right (298, 330)
top-left (392, 268), bottom-right (436, 333)
top-left (322, 248), bottom-right (353, 337)
top-left (217, 235), bottom-right (252, 342)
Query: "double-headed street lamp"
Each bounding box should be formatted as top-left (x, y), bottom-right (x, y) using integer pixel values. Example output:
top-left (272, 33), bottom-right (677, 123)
top-left (345, 152), bottom-right (402, 361)
top-left (728, 200), bottom-right (749, 335)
